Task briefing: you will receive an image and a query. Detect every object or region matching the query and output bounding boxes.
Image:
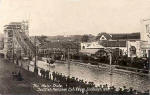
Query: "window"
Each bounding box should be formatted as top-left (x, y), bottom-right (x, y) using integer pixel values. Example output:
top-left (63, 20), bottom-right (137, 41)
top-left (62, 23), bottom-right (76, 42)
top-left (82, 46), bottom-right (85, 49)
top-left (143, 50), bottom-right (147, 57)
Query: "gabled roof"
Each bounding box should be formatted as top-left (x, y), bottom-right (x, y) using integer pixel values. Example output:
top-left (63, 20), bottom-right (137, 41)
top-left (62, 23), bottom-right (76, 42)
top-left (96, 32), bottom-right (112, 40)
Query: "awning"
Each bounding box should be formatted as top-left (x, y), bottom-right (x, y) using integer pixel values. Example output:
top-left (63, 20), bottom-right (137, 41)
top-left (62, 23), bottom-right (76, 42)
top-left (80, 49), bottom-right (99, 54)
top-left (23, 57), bottom-right (29, 60)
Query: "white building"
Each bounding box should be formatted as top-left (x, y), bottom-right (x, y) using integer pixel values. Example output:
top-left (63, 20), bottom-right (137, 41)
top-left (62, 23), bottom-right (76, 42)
top-left (141, 19), bottom-right (150, 58)
top-left (81, 32), bottom-right (143, 58)
top-left (81, 41), bottom-right (104, 54)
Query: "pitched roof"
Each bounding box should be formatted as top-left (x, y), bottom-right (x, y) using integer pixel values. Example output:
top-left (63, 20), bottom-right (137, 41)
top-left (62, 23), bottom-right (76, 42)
top-left (80, 49), bottom-right (99, 54)
top-left (110, 32), bottom-right (141, 40)
top-left (96, 32), bottom-right (112, 40)
top-left (96, 32), bottom-right (141, 41)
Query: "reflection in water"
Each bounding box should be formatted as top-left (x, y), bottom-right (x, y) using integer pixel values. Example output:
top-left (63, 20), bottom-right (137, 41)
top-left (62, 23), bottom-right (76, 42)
top-left (35, 61), bottom-right (150, 92)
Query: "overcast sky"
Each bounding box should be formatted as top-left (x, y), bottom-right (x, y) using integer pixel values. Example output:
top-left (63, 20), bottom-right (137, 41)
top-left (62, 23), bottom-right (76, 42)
top-left (0, 0), bottom-right (150, 36)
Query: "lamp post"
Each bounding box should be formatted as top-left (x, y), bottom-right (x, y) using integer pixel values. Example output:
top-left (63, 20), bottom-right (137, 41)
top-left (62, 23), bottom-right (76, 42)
top-left (12, 29), bottom-right (15, 64)
top-left (105, 39), bottom-right (113, 87)
top-left (107, 40), bottom-right (113, 75)
top-left (67, 48), bottom-right (70, 91)
top-left (68, 48), bottom-right (70, 77)
top-left (109, 51), bottom-right (112, 75)
top-left (20, 48), bottom-right (22, 69)
top-left (34, 36), bottom-right (38, 75)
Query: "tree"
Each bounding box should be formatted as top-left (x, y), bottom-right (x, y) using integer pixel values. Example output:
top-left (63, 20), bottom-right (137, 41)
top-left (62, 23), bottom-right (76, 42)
top-left (81, 35), bottom-right (89, 42)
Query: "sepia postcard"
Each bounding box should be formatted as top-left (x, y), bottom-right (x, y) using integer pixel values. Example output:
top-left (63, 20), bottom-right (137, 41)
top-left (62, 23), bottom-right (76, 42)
top-left (0, 0), bottom-right (150, 95)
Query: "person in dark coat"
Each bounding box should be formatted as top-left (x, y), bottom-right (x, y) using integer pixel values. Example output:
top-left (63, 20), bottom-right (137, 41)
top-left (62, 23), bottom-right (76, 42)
top-left (17, 71), bottom-right (23, 81)
top-left (46, 70), bottom-right (49, 80)
top-left (43, 70), bottom-right (46, 78)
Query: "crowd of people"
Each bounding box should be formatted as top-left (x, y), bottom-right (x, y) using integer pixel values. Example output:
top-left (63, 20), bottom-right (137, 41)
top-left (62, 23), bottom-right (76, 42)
top-left (40, 69), bottom-right (95, 89)
top-left (39, 69), bottom-right (149, 95)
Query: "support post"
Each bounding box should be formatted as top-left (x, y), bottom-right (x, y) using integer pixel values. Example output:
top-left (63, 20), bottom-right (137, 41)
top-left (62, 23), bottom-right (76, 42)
top-left (34, 36), bottom-right (38, 75)
top-left (67, 48), bottom-right (70, 91)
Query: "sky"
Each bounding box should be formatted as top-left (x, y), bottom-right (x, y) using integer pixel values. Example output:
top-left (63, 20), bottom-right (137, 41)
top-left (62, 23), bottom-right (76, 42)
top-left (0, 0), bottom-right (150, 36)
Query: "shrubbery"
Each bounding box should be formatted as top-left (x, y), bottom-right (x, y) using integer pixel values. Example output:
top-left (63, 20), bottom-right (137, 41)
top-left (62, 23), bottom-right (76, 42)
top-left (71, 53), bottom-right (149, 70)
top-left (39, 50), bottom-right (149, 70)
